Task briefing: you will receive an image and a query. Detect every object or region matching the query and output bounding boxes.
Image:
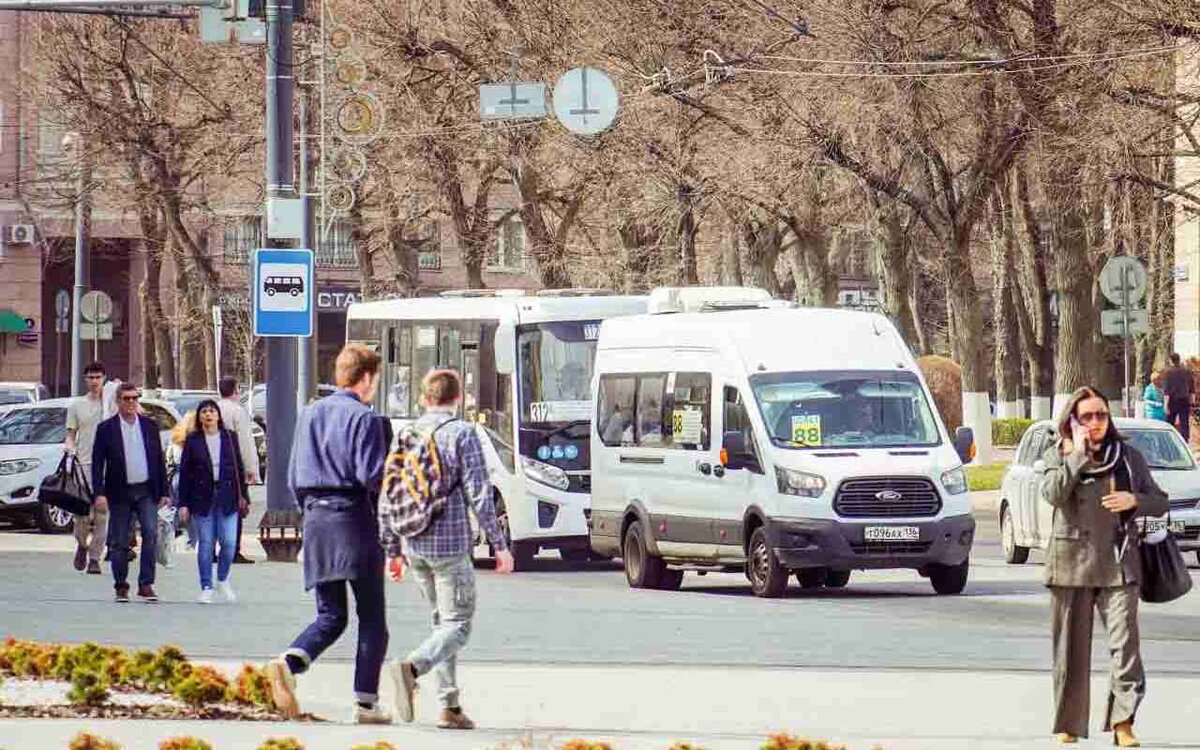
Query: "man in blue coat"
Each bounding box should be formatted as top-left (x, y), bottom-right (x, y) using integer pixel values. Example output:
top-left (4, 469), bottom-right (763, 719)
top-left (91, 382), bottom-right (170, 603)
top-left (265, 343), bottom-right (391, 725)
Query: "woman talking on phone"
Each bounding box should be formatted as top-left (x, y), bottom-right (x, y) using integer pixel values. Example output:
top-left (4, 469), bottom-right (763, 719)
top-left (1041, 386), bottom-right (1168, 746)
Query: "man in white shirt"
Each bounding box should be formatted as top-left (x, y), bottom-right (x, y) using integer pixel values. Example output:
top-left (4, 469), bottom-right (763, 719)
top-left (65, 361), bottom-right (114, 574)
top-left (218, 377), bottom-right (259, 564)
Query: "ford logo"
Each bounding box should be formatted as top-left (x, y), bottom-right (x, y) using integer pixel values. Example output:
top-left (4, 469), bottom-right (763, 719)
top-left (876, 490), bottom-right (902, 502)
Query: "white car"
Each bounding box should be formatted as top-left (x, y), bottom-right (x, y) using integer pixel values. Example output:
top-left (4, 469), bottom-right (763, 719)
top-left (0, 398), bottom-right (179, 534)
top-left (0, 382), bottom-right (49, 415)
top-left (999, 418), bottom-right (1200, 565)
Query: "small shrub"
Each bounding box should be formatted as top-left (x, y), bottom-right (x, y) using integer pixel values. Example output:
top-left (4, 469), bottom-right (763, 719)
top-left (227, 663), bottom-right (274, 708)
top-left (52, 643), bottom-right (109, 682)
top-left (349, 743), bottom-right (397, 750)
top-left (992, 418), bottom-right (1034, 446)
top-left (667, 744), bottom-right (708, 750)
top-left (158, 739), bottom-right (213, 750)
top-left (172, 665), bottom-right (229, 708)
top-left (917, 355), bottom-right (962, 433)
top-left (120, 649), bottom-right (157, 688)
top-left (146, 645), bottom-right (191, 692)
top-left (66, 666), bottom-right (110, 707)
top-left (67, 732), bottom-right (122, 750)
top-left (761, 735), bottom-right (846, 750)
top-left (559, 742), bottom-right (612, 750)
top-left (257, 739), bottom-right (305, 750)
top-left (5, 640), bottom-right (59, 678)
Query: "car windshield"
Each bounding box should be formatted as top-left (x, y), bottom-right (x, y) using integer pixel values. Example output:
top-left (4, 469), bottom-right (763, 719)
top-left (1124, 429), bottom-right (1195, 470)
top-left (0, 408), bottom-right (67, 444)
top-left (0, 390), bottom-right (32, 406)
top-left (517, 321), bottom-right (600, 425)
top-left (750, 370), bottom-right (942, 449)
top-left (168, 394), bottom-right (214, 417)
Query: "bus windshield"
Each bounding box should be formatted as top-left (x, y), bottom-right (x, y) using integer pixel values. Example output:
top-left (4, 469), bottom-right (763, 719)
top-left (517, 321), bottom-right (599, 426)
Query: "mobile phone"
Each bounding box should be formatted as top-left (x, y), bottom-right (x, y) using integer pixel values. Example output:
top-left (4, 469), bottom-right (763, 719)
top-left (1069, 416), bottom-right (1081, 430)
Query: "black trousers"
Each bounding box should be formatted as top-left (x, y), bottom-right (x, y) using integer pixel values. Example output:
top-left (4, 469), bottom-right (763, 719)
top-left (1167, 401), bottom-right (1191, 442)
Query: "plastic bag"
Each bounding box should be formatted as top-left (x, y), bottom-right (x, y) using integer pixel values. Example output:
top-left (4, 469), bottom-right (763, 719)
top-left (156, 507), bottom-right (176, 568)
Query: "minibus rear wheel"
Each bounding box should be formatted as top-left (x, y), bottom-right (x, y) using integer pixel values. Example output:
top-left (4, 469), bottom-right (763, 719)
top-left (623, 520), bottom-right (665, 589)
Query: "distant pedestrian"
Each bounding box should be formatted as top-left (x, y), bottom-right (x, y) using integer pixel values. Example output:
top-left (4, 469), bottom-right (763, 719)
top-left (381, 369), bottom-right (513, 731)
top-left (65, 361), bottom-right (115, 575)
top-left (168, 411), bottom-right (198, 548)
top-left (217, 377), bottom-right (260, 565)
top-left (1142, 372), bottom-right (1166, 422)
top-left (91, 383), bottom-right (170, 603)
top-left (265, 344), bottom-right (391, 725)
top-left (1161, 353), bottom-right (1194, 441)
top-left (176, 400), bottom-right (249, 604)
top-left (1041, 386), bottom-right (1168, 747)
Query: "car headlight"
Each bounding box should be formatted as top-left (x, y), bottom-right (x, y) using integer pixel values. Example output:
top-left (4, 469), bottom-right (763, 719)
top-left (521, 456), bottom-right (570, 491)
top-left (0, 458), bottom-right (41, 476)
top-left (775, 467), bottom-right (826, 497)
top-left (941, 466), bottom-right (968, 496)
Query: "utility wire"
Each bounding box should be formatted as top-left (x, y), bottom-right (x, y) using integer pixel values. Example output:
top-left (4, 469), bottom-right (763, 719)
top-left (759, 42), bottom-right (1189, 67)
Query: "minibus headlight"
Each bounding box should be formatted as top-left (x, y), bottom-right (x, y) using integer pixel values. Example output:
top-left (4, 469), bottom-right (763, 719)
top-left (775, 467), bottom-right (826, 498)
top-left (521, 456), bottom-right (570, 491)
top-left (941, 466), bottom-right (968, 496)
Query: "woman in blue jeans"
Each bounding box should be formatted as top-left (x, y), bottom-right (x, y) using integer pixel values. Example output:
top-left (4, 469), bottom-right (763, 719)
top-left (177, 399), bottom-right (249, 604)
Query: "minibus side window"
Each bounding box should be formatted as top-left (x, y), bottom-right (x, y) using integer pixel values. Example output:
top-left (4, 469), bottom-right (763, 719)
top-left (635, 374), bottom-right (667, 446)
top-left (667, 372), bottom-right (711, 451)
top-left (597, 375), bottom-right (637, 446)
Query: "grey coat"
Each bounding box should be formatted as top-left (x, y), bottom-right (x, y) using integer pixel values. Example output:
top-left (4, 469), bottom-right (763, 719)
top-left (1040, 442), bottom-right (1168, 588)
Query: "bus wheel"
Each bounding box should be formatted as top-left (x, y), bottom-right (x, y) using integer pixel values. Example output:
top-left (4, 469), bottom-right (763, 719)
top-left (623, 521), bottom-right (665, 589)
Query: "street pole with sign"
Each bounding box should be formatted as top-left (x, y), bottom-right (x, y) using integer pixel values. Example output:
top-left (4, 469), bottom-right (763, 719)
top-left (1099, 256), bottom-right (1149, 417)
top-left (212, 305), bottom-right (223, 387)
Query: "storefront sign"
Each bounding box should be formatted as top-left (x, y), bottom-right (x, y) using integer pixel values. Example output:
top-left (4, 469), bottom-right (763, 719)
top-left (316, 289), bottom-right (361, 311)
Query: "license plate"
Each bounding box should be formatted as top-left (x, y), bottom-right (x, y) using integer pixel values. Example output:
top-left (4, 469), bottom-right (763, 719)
top-left (1145, 520), bottom-right (1186, 535)
top-left (864, 526), bottom-right (920, 542)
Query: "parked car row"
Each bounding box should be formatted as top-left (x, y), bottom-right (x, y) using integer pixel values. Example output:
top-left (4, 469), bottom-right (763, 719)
top-left (999, 418), bottom-right (1200, 566)
top-left (0, 398), bottom-right (179, 533)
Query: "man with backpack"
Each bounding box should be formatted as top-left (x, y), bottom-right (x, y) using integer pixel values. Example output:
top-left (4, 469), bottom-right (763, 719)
top-left (264, 344), bottom-right (392, 725)
top-left (379, 369), bottom-right (514, 730)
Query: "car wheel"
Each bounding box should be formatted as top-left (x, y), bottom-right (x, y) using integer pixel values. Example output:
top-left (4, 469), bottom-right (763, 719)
top-left (622, 520), bottom-right (665, 589)
top-left (657, 568), bottom-right (684, 591)
top-left (796, 568), bottom-right (826, 589)
top-left (36, 503), bottom-right (75, 535)
top-left (824, 569), bottom-right (851, 588)
top-left (928, 561), bottom-right (969, 595)
top-left (747, 526), bottom-right (788, 598)
top-left (1001, 503), bottom-right (1030, 564)
top-left (493, 497), bottom-right (536, 571)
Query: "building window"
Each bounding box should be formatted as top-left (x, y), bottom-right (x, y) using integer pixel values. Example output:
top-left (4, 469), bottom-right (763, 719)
top-left (408, 220), bottom-right (441, 271)
top-left (223, 215), bottom-right (261, 264)
top-left (320, 219), bottom-right (358, 269)
top-left (489, 215), bottom-right (525, 271)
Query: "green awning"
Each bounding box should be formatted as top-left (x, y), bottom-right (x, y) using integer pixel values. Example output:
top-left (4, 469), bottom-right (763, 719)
top-left (0, 309), bottom-right (26, 334)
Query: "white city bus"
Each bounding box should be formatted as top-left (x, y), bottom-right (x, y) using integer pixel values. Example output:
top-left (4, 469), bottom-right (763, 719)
top-left (346, 290), bottom-right (647, 569)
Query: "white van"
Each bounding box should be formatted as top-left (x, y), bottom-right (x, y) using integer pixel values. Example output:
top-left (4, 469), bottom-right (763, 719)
top-left (588, 288), bottom-right (976, 597)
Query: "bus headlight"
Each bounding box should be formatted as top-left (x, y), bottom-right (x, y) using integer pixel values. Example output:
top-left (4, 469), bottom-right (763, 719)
top-left (941, 466), bottom-right (969, 496)
top-left (775, 467), bottom-right (826, 498)
top-left (521, 456), bottom-right (570, 491)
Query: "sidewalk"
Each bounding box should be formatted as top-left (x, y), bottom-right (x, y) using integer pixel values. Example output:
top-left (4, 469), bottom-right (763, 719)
top-left (4, 660), bottom-right (1199, 749)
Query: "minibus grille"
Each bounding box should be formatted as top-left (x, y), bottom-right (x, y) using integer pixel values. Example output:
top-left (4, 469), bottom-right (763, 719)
top-left (833, 477), bottom-right (942, 518)
top-left (850, 541), bottom-right (933, 555)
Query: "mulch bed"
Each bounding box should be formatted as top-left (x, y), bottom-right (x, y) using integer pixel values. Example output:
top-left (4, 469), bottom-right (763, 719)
top-left (0, 704), bottom-right (321, 721)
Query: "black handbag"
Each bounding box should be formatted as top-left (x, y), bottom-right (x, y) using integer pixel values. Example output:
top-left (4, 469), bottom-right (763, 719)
top-left (38, 454), bottom-right (93, 517)
top-left (1138, 511), bottom-right (1193, 604)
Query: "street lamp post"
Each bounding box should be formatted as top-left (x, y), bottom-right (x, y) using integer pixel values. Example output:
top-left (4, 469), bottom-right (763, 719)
top-left (65, 132), bottom-right (90, 397)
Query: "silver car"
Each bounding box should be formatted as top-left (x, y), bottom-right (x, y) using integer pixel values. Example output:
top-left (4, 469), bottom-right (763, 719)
top-left (999, 418), bottom-right (1200, 565)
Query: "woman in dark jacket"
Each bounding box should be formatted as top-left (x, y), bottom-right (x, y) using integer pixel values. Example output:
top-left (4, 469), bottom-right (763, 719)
top-left (1041, 386), bottom-right (1168, 747)
top-left (177, 399), bottom-right (249, 604)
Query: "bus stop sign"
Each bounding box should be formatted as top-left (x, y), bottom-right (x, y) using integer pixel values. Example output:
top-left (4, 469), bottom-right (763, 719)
top-left (253, 248), bottom-right (314, 337)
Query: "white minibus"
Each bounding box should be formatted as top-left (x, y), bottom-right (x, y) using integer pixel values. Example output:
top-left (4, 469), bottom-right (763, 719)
top-left (588, 287), bottom-right (976, 596)
top-left (347, 290), bottom-right (646, 568)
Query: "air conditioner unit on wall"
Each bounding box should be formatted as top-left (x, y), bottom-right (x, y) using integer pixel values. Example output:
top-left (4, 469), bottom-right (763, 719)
top-left (4, 224), bottom-right (34, 245)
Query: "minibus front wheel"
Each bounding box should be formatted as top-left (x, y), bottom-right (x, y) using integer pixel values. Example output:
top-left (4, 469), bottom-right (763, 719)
top-left (747, 527), bottom-right (789, 598)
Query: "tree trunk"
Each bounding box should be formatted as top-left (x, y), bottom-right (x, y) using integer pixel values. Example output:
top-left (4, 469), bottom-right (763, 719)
top-left (719, 226), bottom-right (743, 286)
top-left (509, 147), bottom-right (572, 289)
top-left (1012, 161), bottom-right (1055, 417)
top-left (740, 218), bottom-right (782, 295)
top-left (677, 197), bottom-right (699, 285)
top-left (990, 189), bottom-right (1024, 417)
top-left (908, 264), bottom-right (932, 356)
top-left (618, 220), bottom-right (658, 292)
top-left (872, 206), bottom-right (919, 348)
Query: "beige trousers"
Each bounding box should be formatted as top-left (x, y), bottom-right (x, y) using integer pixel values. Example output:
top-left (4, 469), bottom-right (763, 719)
top-left (72, 461), bottom-right (108, 562)
top-left (1050, 583), bottom-right (1145, 738)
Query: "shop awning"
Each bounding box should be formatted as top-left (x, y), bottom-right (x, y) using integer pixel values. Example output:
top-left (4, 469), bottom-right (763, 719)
top-left (0, 309), bottom-right (26, 334)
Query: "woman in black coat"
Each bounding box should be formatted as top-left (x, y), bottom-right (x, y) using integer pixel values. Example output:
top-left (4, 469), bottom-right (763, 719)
top-left (177, 399), bottom-right (249, 604)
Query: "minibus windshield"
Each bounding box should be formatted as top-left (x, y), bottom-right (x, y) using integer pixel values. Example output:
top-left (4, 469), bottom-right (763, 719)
top-left (517, 321), bottom-right (600, 426)
top-left (750, 370), bottom-right (941, 450)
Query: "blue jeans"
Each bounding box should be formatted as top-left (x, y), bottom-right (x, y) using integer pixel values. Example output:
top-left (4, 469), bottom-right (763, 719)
top-left (285, 567), bottom-right (389, 703)
top-left (195, 510), bottom-right (238, 590)
top-left (107, 485), bottom-right (158, 590)
top-left (406, 554), bottom-right (476, 708)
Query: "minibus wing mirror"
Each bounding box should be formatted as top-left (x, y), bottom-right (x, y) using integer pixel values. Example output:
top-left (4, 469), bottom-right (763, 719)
top-left (954, 426), bottom-right (975, 464)
top-left (494, 320), bottom-right (516, 374)
top-left (722, 431), bottom-right (760, 472)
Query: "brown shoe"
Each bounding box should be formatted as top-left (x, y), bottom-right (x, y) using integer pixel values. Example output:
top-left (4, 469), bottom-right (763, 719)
top-left (137, 585), bottom-right (159, 603)
top-left (437, 707), bottom-right (475, 730)
top-left (86, 560), bottom-right (101, 575)
top-left (1113, 721), bottom-right (1140, 748)
top-left (73, 545), bottom-right (87, 571)
top-left (114, 585), bottom-right (130, 603)
top-left (265, 658), bottom-right (300, 718)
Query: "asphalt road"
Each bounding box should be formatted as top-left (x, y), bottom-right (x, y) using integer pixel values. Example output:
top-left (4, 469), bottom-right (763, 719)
top-left (2, 492), bottom-right (1199, 675)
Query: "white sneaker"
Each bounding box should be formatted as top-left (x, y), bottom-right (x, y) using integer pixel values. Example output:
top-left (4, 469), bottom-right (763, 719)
top-left (216, 580), bottom-right (236, 603)
top-left (197, 588), bottom-right (214, 604)
top-left (352, 702), bottom-right (393, 725)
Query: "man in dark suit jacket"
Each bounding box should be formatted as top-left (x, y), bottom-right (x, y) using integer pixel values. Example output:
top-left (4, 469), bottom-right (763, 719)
top-left (92, 382), bottom-right (170, 603)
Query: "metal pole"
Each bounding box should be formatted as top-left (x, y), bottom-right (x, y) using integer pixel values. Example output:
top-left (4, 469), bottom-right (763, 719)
top-left (0, 0), bottom-right (221, 8)
top-left (69, 153), bottom-right (90, 397)
top-left (265, 0), bottom-right (298, 517)
top-left (297, 87), bottom-right (314, 411)
top-left (1122, 267), bottom-right (1131, 418)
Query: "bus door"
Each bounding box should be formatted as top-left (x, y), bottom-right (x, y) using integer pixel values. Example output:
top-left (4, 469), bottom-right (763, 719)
top-left (460, 343), bottom-right (480, 421)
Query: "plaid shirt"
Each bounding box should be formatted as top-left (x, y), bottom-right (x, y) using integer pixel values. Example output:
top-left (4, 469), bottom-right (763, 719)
top-left (381, 408), bottom-right (508, 560)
